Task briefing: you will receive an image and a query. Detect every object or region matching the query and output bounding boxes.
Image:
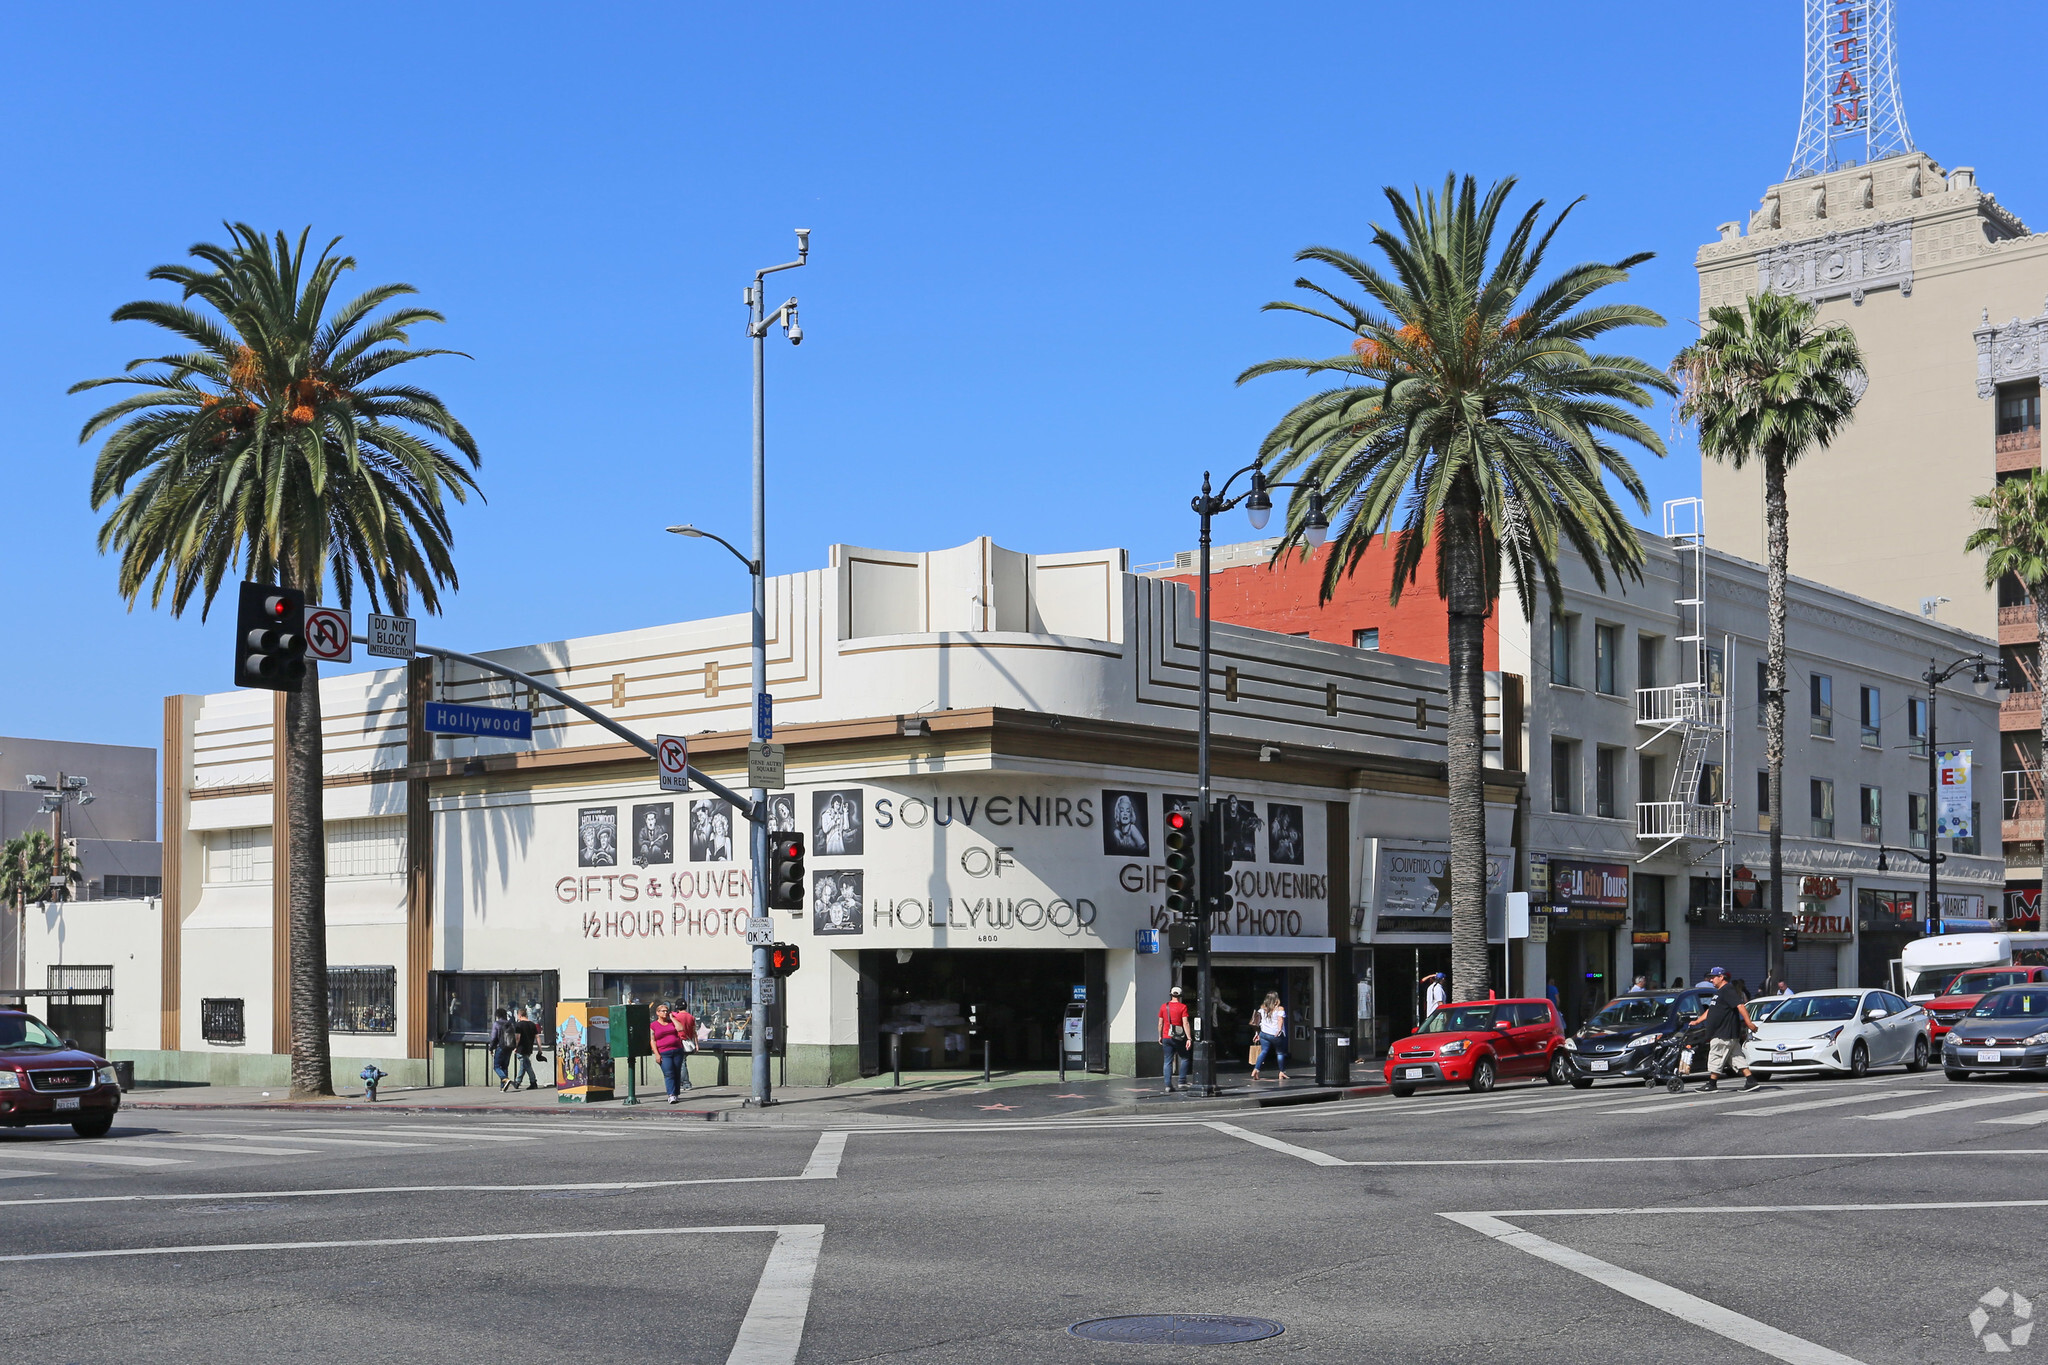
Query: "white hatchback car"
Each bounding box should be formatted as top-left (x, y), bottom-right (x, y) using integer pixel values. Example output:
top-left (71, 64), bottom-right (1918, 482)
top-left (1746, 988), bottom-right (1932, 1078)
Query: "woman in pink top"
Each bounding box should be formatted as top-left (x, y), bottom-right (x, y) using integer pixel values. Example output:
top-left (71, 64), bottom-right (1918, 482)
top-left (652, 1002), bottom-right (696, 1102)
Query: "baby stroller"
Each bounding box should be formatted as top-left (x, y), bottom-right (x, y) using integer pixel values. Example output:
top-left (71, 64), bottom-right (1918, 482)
top-left (1639, 1026), bottom-right (1705, 1093)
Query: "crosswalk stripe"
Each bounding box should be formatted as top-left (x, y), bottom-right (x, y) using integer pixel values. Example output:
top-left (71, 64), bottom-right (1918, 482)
top-left (0, 1170), bottom-right (51, 1179)
top-left (169, 1132), bottom-right (434, 1150)
top-left (1980, 1109), bottom-right (2048, 1126)
top-left (102, 1141), bottom-right (317, 1157)
top-left (0, 1147), bottom-right (185, 1167)
top-left (287, 1127), bottom-right (534, 1143)
top-left (1731, 1091), bottom-right (1933, 1117)
top-left (1858, 1092), bottom-right (2048, 1120)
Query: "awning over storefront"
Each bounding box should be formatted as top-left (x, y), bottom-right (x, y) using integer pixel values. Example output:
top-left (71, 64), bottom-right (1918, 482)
top-left (1212, 935), bottom-right (1336, 955)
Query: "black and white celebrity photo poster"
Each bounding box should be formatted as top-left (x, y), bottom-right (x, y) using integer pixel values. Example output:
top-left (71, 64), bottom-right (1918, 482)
top-left (631, 803), bottom-right (674, 867)
top-left (578, 807), bottom-right (618, 867)
top-left (1266, 803), bottom-right (1304, 865)
top-left (813, 870), bottom-right (864, 935)
top-left (812, 789), bottom-right (863, 856)
top-left (1101, 789), bottom-right (1150, 856)
top-left (689, 798), bottom-right (734, 862)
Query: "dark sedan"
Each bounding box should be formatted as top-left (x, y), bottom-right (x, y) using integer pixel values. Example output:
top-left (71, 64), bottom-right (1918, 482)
top-left (1560, 989), bottom-right (1716, 1087)
top-left (1943, 986), bottom-right (2048, 1080)
top-left (0, 1009), bottom-right (122, 1137)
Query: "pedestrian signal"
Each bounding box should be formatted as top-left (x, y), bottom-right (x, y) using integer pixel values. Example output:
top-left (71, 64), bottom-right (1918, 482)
top-left (768, 942), bottom-right (801, 977)
top-left (767, 834), bottom-right (806, 910)
top-left (1163, 809), bottom-right (1193, 917)
top-left (235, 582), bottom-right (308, 691)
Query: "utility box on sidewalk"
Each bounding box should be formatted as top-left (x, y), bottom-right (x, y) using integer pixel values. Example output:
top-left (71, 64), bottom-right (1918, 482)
top-left (554, 1000), bottom-right (614, 1103)
top-left (1313, 1027), bottom-right (1351, 1087)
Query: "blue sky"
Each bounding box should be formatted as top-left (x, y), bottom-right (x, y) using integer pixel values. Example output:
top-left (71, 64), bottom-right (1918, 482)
top-left (6, 2), bottom-right (2046, 756)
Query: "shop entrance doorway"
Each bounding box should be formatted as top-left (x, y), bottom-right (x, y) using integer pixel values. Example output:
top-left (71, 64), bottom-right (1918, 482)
top-left (1357, 945), bottom-right (1451, 1056)
top-left (861, 949), bottom-right (1102, 1074)
top-left (1178, 961), bottom-right (1322, 1072)
top-left (1547, 929), bottom-right (1614, 1032)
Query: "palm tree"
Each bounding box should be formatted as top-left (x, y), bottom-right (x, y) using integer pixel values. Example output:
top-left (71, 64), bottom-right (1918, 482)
top-left (1, 829), bottom-right (80, 910)
top-left (73, 225), bottom-right (481, 1096)
top-left (1240, 174), bottom-right (1672, 1002)
top-left (1672, 290), bottom-right (1862, 987)
top-left (1967, 470), bottom-right (2048, 851)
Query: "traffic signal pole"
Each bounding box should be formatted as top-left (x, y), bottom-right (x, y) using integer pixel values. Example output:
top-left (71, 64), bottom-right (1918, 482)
top-left (1192, 471), bottom-right (1219, 1096)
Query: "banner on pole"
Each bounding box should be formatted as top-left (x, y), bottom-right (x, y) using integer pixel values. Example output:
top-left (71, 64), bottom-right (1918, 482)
top-left (1936, 746), bottom-right (1973, 840)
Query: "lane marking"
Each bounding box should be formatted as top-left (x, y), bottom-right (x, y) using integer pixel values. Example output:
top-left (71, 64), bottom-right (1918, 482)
top-left (0, 1148), bottom-right (186, 1167)
top-left (287, 1127), bottom-right (535, 1143)
top-left (163, 1132), bottom-right (433, 1150)
top-left (1731, 1091), bottom-right (1950, 1117)
top-left (0, 1170), bottom-right (51, 1180)
top-left (99, 1140), bottom-right (317, 1157)
top-left (730, 1225), bottom-right (824, 1365)
top-left (0, 1218), bottom-right (827, 1365)
top-left (1201, 1121), bottom-right (1350, 1166)
top-left (799, 1132), bottom-right (846, 1180)
top-left (1857, 1092), bottom-right (2048, 1121)
top-left (1443, 1210), bottom-right (1867, 1365)
top-left (1981, 1110), bottom-right (2048, 1126)
top-left (1463, 1197), bottom-right (2048, 1218)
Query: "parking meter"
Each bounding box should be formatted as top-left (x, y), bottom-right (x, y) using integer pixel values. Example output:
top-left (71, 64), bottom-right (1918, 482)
top-left (609, 1002), bottom-right (651, 1105)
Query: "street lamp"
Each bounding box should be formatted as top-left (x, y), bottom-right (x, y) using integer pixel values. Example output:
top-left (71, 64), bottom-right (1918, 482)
top-left (27, 771), bottom-right (91, 902)
top-left (1875, 652), bottom-right (1998, 934)
top-left (666, 524), bottom-right (760, 576)
top-left (1185, 462), bottom-right (1326, 1095)
top-left (733, 230), bottom-right (810, 1107)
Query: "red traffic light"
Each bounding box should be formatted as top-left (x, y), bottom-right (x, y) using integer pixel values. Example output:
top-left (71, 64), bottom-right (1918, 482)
top-left (1166, 810), bottom-right (1189, 832)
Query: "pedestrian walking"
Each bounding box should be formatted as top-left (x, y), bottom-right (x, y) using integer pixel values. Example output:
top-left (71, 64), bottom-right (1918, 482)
top-left (1422, 973), bottom-right (1448, 1017)
top-left (1249, 992), bottom-right (1288, 1081)
top-left (1158, 986), bottom-right (1191, 1091)
top-left (511, 1006), bottom-right (542, 1091)
top-left (1546, 976), bottom-right (1562, 1011)
top-left (651, 1001), bottom-right (696, 1103)
top-left (1678, 968), bottom-right (1759, 1092)
top-left (488, 1008), bottom-right (515, 1091)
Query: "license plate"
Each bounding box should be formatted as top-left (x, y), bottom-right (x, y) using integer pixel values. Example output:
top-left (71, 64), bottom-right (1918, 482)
top-left (1403, 1068), bottom-right (1425, 1080)
top-left (53, 1097), bottom-right (80, 1111)
top-left (1978, 1049), bottom-right (2004, 1063)
top-left (1589, 1060), bottom-right (1609, 1071)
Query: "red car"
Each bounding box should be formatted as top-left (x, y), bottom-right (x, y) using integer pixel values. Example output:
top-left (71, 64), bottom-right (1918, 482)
top-left (1383, 998), bottom-right (1567, 1097)
top-left (0, 1009), bottom-right (122, 1138)
top-left (1926, 966), bottom-right (2048, 1045)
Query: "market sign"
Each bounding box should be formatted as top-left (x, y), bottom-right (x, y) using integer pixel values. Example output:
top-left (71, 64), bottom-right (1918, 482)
top-left (1547, 860), bottom-right (1629, 927)
top-left (1799, 875), bottom-right (1841, 901)
top-left (1732, 865), bottom-right (1758, 908)
top-left (1373, 848), bottom-right (1508, 937)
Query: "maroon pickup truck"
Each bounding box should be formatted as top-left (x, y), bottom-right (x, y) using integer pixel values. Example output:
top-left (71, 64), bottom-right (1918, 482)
top-left (0, 1009), bottom-right (121, 1138)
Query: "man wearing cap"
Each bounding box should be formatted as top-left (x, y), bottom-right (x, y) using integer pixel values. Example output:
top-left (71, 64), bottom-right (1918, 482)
top-left (1681, 968), bottom-right (1759, 1092)
top-left (1158, 986), bottom-right (1191, 1091)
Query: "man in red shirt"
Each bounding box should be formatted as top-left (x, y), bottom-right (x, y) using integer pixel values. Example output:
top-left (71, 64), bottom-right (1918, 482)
top-left (1158, 985), bottom-right (1191, 1091)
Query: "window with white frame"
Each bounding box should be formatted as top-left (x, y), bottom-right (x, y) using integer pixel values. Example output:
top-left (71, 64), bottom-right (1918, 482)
top-left (204, 827), bottom-right (272, 884)
top-left (327, 817), bottom-right (407, 878)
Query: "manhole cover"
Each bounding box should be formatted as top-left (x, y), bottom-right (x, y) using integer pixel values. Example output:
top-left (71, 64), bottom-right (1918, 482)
top-left (1069, 1315), bottom-right (1283, 1344)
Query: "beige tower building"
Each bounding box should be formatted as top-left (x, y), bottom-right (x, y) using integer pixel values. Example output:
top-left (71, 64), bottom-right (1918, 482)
top-left (1694, 12), bottom-right (2048, 900)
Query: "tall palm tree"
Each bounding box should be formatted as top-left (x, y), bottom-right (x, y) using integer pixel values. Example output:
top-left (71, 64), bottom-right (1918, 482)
top-left (1672, 290), bottom-right (1862, 987)
top-left (73, 225), bottom-right (480, 1096)
top-left (1, 829), bottom-right (78, 909)
top-left (1967, 469), bottom-right (2048, 851)
top-left (1240, 174), bottom-right (1672, 1002)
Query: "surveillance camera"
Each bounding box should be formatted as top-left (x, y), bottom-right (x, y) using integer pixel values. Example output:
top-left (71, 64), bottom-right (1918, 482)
top-left (788, 321), bottom-right (803, 346)
top-left (795, 228), bottom-right (811, 255)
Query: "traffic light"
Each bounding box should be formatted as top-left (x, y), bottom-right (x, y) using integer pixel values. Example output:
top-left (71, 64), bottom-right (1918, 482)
top-left (1782, 927), bottom-right (1800, 954)
top-left (768, 942), bottom-right (801, 977)
top-left (767, 833), bottom-right (805, 911)
top-left (1201, 802), bottom-right (1237, 918)
top-left (235, 582), bottom-right (307, 691)
top-left (1163, 809), bottom-right (1194, 918)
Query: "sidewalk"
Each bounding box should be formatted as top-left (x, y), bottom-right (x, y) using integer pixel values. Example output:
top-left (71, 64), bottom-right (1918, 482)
top-left (123, 1067), bottom-right (1388, 1124)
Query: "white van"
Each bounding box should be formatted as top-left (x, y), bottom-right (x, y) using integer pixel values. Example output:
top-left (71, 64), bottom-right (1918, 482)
top-left (1899, 932), bottom-right (2048, 1000)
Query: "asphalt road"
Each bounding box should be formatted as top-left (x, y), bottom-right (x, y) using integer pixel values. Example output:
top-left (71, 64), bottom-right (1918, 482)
top-left (6, 1066), bottom-right (2047, 1363)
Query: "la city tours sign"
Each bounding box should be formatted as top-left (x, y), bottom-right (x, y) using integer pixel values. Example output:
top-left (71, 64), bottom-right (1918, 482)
top-left (530, 780), bottom-right (1330, 949)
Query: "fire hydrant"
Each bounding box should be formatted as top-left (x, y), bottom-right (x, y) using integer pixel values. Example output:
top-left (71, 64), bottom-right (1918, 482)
top-left (359, 1064), bottom-right (388, 1102)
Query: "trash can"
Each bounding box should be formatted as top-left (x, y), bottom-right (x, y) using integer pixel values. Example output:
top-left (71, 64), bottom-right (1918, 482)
top-left (112, 1059), bottom-right (135, 1092)
top-left (1313, 1027), bottom-right (1351, 1087)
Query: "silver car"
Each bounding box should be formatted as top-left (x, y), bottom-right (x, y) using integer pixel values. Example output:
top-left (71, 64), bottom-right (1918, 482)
top-left (1747, 988), bottom-right (1932, 1078)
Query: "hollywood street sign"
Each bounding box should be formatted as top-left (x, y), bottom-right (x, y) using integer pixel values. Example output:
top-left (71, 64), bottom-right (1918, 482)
top-left (423, 701), bottom-right (533, 741)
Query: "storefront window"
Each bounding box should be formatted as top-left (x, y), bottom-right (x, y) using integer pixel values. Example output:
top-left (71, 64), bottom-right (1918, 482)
top-left (329, 966), bottom-right (397, 1034)
top-left (592, 972), bottom-right (772, 1053)
top-left (430, 971), bottom-right (559, 1043)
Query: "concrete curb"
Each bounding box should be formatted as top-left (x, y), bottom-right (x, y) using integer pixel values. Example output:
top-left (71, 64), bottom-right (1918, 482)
top-left (124, 1098), bottom-right (732, 1120)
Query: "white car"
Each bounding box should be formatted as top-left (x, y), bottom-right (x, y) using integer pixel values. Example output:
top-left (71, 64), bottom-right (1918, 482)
top-left (1745, 988), bottom-right (1932, 1078)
